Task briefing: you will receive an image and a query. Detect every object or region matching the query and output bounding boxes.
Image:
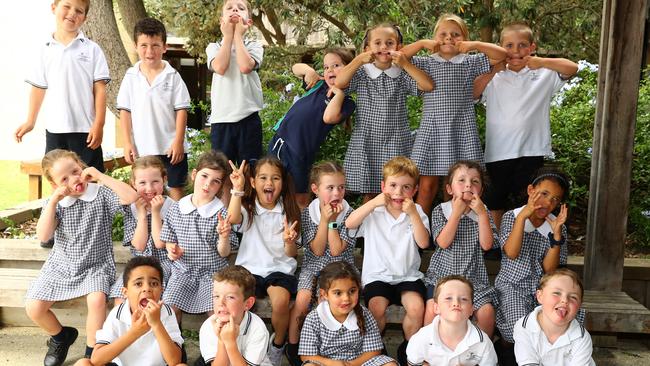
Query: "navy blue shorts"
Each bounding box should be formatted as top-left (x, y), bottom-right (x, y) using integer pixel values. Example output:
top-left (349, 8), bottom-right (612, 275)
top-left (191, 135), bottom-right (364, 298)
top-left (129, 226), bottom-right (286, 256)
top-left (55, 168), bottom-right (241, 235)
top-left (210, 112), bottom-right (262, 165)
top-left (45, 130), bottom-right (104, 172)
top-left (484, 156), bottom-right (544, 211)
top-left (268, 134), bottom-right (312, 193)
top-left (253, 272), bottom-right (297, 298)
top-left (155, 154), bottom-right (188, 188)
top-left (363, 279), bottom-right (426, 307)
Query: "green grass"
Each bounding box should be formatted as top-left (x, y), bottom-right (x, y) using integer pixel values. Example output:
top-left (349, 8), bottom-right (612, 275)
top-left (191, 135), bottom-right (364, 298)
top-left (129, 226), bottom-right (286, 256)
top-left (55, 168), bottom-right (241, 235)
top-left (0, 160), bottom-right (51, 210)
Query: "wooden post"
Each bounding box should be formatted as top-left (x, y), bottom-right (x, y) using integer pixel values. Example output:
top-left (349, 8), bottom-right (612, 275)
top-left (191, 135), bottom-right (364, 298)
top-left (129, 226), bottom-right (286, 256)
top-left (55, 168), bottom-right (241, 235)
top-left (584, 0), bottom-right (648, 291)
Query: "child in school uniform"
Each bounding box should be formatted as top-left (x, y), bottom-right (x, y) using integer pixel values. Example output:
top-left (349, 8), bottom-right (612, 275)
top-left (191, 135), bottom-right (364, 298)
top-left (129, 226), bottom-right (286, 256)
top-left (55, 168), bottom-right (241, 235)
top-left (159, 151), bottom-right (237, 322)
top-left (513, 268), bottom-right (595, 366)
top-left (26, 149), bottom-right (138, 365)
top-left (406, 275), bottom-right (498, 366)
top-left (401, 13), bottom-right (506, 216)
top-left (15, 0), bottom-right (110, 173)
top-left (425, 161), bottom-right (498, 337)
top-left (109, 156), bottom-right (174, 303)
top-left (473, 22), bottom-right (578, 230)
top-left (345, 156), bottom-right (430, 365)
top-left (268, 48), bottom-right (357, 208)
top-left (117, 17), bottom-right (191, 201)
top-left (198, 265), bottom-right (272, 366)
top-left (299, 261), bottom-right (397, 366)
top-left (335, 24), bottom-right (433, 201)
top-left (286, 162), bottom-right (357, 366)
top-left (75, 256), bottom-right (184, 366)
top-left (227, 156), bottom-right (302, 365)
top-left (206, 0), bottom-right (263, 164)
top-left (494, 168), bottom-right (571, 363)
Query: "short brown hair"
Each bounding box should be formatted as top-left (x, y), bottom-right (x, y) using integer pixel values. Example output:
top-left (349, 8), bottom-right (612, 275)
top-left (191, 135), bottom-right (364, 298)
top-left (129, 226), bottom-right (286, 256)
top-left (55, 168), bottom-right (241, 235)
top-left (434, 14), bottom-right (469, 40)
top-left (447, 160), bottom-right (487, 191)
top-left (500, 22), bottom-right (534, 44)
top-left (131, 156), bottom-right (167, 185)
top-left (54, 0), bottom-right (91, 15)
top-left (212, 265), bottom-right (256, 299)
top-left (324, 48), bottom-right (354, 66)
top-left (42, 149), bottom-right (87, 184)
top-left (383, 156), bottom-right (419, 182)
top-left (434, 275), bottom-right (474, 302)
top-left (538, 268), bottom-right (584, 301)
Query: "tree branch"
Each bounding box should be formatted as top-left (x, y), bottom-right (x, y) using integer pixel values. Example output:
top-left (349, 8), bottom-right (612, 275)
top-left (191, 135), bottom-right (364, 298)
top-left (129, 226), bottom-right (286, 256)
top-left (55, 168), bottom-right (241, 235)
top-left (262, 7), bottom-right (286, 45)
top-left (251, 11), bottom-right (277, 45)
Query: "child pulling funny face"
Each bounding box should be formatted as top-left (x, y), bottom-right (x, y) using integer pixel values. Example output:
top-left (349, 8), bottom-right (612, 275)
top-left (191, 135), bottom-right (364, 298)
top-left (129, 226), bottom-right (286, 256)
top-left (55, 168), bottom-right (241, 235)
top-left (536, 274), bottom-right (581, 330)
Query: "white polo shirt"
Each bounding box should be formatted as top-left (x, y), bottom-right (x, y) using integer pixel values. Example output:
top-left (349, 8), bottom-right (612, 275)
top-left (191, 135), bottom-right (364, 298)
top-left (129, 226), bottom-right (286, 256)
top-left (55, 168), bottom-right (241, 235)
top-left (406, 316), bottom-right (498, 366)
top-left (199, 311), bottom-right (273, 366)
top-left (206, 39), bottom-right (263, 123)
top-left (482, 67), bottom-right (565, 163)
top-left (95, 299), bottom-right (183, 366)
top-left (26, 31), bottom-right (110, 133)
top-left (234, 200), bottom-right (297, 277)
top-left (513, 306), bottom-right (595, 366)
top-left (116, 60), bottom-right (191, 156)
top-left (354, 205), bottom-right (429, 286)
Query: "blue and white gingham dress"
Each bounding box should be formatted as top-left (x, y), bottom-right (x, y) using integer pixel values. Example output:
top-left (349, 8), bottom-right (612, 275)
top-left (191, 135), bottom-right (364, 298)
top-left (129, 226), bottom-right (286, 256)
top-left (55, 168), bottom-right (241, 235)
top-left (26, 184), bottom-right (119, 301)
top-left (411, 53), bottom-right (490, 176)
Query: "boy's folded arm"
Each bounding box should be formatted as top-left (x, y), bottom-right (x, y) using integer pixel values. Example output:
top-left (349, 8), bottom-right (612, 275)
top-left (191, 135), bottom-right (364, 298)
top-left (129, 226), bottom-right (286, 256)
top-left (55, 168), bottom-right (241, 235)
top-left (151, 322), bottom-right (182, 366)
top-left (539, 57), bottom-right (579, 78)
top-left (91, 330), bottom-right (140, 365)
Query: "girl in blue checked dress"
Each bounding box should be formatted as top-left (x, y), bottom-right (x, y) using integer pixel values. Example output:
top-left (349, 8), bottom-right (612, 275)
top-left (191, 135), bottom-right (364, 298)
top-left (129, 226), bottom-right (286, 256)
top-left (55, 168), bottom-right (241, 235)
top-left (401, 13), bottom-right (506, 216)
top-left (227, 155), bottom-right (302, 365)
top-left (109, 156), bottom-right (174, 302)
top-left (425, 161), bottom-right (498, 338)
top-left (160, 150), bottom-right (237, 321)
top-left (335, 23), bottom-right (433, 201)
top-left (286, 161), bottom-right (357, 365)
top-left (299, 261), bottom-right (396, 366)
top-left (26, 149), bottom-right (138, 364)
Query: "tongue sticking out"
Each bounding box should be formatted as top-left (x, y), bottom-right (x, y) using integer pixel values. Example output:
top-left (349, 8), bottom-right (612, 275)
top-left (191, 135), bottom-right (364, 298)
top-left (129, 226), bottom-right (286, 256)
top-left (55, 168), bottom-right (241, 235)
top-left (139, 298), bottom-right (150, 308)
top-left (75, 183), bottom-right (84, 193)
top-left (556, 308), bottom-right (567, 318)
top-left (264, 190), bottom-right (274, 203)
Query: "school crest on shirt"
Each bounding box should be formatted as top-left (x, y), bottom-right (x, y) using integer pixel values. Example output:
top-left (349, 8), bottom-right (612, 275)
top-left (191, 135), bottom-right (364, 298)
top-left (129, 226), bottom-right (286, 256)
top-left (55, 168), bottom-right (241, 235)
top-left (161, 81), bottom-right (173, 92)
top-left (529, 70), bottom-right (540, 81)
top-left (77, 52), bottom-right (90, 63)
top-left (463, 351), bottom-right (482, 364)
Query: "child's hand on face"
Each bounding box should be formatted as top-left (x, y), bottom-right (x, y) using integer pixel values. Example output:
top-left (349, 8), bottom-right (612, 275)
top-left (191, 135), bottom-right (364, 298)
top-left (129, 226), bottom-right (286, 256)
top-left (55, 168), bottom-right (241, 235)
top-left (234, 16), bottom-right (252, 36)
top-left (134, 197), bottom-right (149, 216)
top-left (522, 190), bottom-right (543, 218)
top-left (390, 51), bottom-right (408, 67)
top-left (212, 317), bottom-right (227, 339)
top-left (451, 193), bottom-right (468, 217)
top-left (372, 192), bottom-right (390, 208)
top-left (283, 217), bottom-right (299, 245)
top-left (81, 167), bottom-right (101, 182)
top-left (357, 50), bottom-right (375, 64)
top-left (217, 214), bottom-right (232, 240)
top-left (401, 197), bottom-right (418, 216)
top-left (524, 55), bottom-right (543, 70)
top-left (220, 17), bottom-right (235, 37)
top-left (456, 41), bottom-right (474, 54)
top-left (219, 315), bottom-right (239, 345)
top-left (327, 86), bottom-right (343, 98)
top-left (52, 186), bottom-right (72, 202)
top-left (150, 195), bottom-right (165, 213)
top-left (468, 193), bottom-right (487, 215)
top-left (320, 198), bottom-right (342, 221)
top-left (166, 243), bottom-right (184, 261)
top-left (131, 309), bottom-right (151, 337)
top-left (142, 299), bottom-right (162, 327)
top-left (422, 39), bottom-right (441, 53)
top-left (546, 204), bottom-right (568, 236)
top-left (228, 160), bottom-right (247, 191)
top-left (305, 69), bottom-right (323, 90)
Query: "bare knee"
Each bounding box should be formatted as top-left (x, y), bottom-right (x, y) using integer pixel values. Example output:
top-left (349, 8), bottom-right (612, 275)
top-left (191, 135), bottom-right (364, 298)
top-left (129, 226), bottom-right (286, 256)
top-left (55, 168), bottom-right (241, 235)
top-left (86, 292), bottom-right (107, 310)
top-left (25, 299), bottom-right (50, 320)
top-left (368, 298), bottom-right (388, 318)
top-left (402, 298), bottom-right (424, 317)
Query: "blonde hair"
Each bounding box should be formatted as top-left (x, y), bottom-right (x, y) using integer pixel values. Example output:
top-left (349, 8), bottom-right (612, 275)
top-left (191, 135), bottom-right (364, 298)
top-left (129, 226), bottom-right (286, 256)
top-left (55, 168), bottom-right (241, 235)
top-left (41, 149), bottom-right (87, 183)
top-left (382, 156), bottom-right (419, 182)
top-left (54, 0), bottom-right (90, 15)
top-left (213, 265), bottom-right (256, 299)
top-left (500, 22), bottom-right (534, 44)
top-left (434, 275), bottom-right (474, 302)
top-left (131, 156), bottom-right (167, 185)
top-left (220, 0), bottom-right (252, 19)
top-left (309, 161), bottom-right (345, 187)
top-left (434, 13), bottom-right (469, 40)
top-left (538, 268), bottom-right (584, 301)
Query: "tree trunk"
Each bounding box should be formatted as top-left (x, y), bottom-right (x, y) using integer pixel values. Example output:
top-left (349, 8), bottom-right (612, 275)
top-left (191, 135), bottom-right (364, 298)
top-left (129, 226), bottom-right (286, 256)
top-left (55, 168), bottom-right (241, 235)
top-left (479, 0), bottom-right (494, 43)
top-left (115, 0), bottom-right (148, 37)
top-left (82, 0), bottom-right (132, 115)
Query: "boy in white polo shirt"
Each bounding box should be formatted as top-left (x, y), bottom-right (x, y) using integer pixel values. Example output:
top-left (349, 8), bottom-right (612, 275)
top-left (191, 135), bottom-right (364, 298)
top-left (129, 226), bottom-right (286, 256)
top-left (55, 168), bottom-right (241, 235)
top-left (406, 275), bottom-right (498, 366)
top-left (198, 265), bottom-right (273, 366)
top-left (15, 0), bottom-right (110, 173)
top-left (473, 22), bottom-right (578, 230)
top-left (345, 156), bottom-right (430, 365)
top-left (513, 268), bottom-right (595, 366)
top-left (75, 256), bottom-right (184, 366)
top-left (117, 17), bottom-right (191, 201)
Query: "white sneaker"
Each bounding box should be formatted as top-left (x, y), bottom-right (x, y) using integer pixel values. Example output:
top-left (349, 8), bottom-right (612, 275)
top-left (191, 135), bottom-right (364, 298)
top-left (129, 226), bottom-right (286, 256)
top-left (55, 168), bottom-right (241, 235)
top-left (267, 333), bottom-right (285, 366)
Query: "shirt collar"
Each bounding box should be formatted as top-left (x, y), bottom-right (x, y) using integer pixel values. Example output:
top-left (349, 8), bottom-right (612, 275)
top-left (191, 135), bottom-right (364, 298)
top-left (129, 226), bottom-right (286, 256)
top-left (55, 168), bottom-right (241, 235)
top-left (375, 205), bottom-right (408, 224)
top-left (431, 53), bottom-right (467, 64)
top-left (239, 311), bottom-right (252, 335)
top-left (117, 299), bottom-right (134, 325)
top-left (133, 60), bottom-right (176, 78)
top-left (255, 199), bottom-right (283, 214)
top-left (48, 30), bottom-right (86, 46)
top-left (527, 306), bottom-right (585, 347)
top-left (58, 183), bottom-right (99, 207)
top-left (513, 206), bottom-right (555, 236)
top-left (130, 196), bottom-right (173, 218)
top-left (363, 63), bottom-right (402, 79)
top-left (441, 201), bottom-right (479, 223)
top-left (308, 198), bottom-right (350, 225)
top-left (505, 65), bottom-right (531, 75)
top-left (178, 195), bottom-right (224, 217)
top-left (430, 316), bottom-right (484, 354)
top-left (316, 301), bottom-right (358, 331)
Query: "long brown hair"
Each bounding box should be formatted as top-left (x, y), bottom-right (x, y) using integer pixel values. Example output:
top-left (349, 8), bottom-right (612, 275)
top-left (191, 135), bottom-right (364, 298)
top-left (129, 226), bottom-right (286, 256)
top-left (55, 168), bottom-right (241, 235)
top-left (318, 261), bottom-right (366, 335)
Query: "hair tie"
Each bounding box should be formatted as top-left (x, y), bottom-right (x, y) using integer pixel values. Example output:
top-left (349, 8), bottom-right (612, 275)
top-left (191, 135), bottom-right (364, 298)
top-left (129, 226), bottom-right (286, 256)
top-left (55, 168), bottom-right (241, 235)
top-left (532, 173), bottom-right (569, 187)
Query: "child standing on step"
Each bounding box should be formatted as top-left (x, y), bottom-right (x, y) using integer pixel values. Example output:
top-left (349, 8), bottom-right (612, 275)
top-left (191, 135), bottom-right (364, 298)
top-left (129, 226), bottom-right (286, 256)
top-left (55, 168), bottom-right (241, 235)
top-left (26, 149), bottom-right (138, 366)
top-left (109, 156), bottom-right (175, 304)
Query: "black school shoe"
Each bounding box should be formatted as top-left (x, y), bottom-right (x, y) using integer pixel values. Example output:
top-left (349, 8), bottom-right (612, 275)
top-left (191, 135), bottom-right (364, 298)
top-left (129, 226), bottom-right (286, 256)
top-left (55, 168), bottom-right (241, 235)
top-left (397, 340), bottom-right (408, 366)
top-left (44, 326), bottom-right (78, 366)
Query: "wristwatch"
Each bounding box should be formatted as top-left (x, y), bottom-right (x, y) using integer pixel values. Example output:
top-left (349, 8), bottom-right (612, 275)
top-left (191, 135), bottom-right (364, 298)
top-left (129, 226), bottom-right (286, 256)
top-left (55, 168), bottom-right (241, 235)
top-left (547, 232), bottom-right (565, 248)
top-left (328, 222), bottom-right (339, 230)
